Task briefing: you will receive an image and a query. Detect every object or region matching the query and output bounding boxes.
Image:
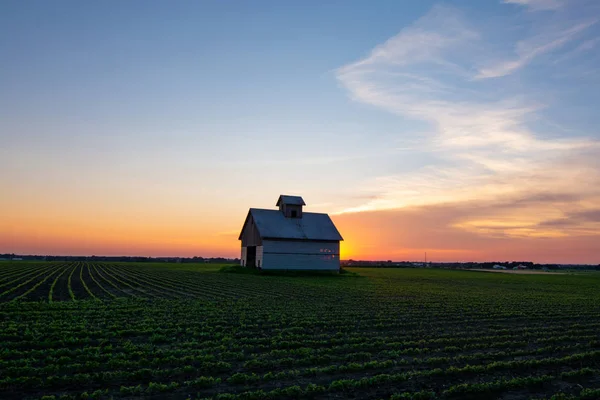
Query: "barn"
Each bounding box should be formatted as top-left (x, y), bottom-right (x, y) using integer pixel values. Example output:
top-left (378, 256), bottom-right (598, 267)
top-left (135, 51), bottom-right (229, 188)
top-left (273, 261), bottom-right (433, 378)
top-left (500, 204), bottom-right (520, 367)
top-left (238, 195), bottom-right (343, 271)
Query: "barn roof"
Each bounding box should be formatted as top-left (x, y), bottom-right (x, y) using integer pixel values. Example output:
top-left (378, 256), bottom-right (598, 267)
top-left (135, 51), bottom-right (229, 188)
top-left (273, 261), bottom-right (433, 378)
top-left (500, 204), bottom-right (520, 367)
top-left (242, 208), bottom-right (343, 241)
top-left (276, 195), bottom-right (306, 206)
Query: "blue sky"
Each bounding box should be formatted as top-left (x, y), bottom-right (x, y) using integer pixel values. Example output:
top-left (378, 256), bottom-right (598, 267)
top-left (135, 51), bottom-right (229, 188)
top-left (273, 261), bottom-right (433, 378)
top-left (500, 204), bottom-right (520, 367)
top-left (1, 0), bottom-right (600, 261)
top-left (1, 1), bottom-right (439, 209)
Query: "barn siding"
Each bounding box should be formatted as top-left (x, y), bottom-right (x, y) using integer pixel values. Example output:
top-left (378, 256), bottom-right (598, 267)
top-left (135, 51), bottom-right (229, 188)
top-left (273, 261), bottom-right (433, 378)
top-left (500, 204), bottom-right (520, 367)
top-left (240, 246), bottom-right (264, 268)
top-left (261, 240), bottom-right (339, 271)
top-left (256, 246), bottom-right (263, 268)
top-left (240, 214), bottom-right (262, 247)
top-left (240, 247), bottom-right (247, 266)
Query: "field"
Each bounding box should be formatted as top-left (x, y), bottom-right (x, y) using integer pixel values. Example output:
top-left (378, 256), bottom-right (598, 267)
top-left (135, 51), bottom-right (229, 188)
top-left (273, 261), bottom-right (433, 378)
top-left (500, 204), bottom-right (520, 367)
top-left (1, 262), bottom-right (600, 400)
top-left (471, 269), bottom-right (564, 275)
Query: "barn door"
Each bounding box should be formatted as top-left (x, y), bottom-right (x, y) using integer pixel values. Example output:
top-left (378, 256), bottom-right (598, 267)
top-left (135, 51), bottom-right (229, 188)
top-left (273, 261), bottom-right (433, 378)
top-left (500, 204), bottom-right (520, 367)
top-left (246, 246), bottom-right (257, 268)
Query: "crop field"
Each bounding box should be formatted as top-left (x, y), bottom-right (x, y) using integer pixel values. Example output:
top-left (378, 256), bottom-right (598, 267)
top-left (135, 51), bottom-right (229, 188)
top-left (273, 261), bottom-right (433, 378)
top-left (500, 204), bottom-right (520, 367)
top-left (1, 262), bottom-right (600, 400)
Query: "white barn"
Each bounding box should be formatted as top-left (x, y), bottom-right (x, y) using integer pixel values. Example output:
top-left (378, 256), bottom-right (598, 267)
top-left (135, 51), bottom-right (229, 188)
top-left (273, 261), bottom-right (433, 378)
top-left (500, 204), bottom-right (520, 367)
top-left (238, 195), bottom-right (343, 271)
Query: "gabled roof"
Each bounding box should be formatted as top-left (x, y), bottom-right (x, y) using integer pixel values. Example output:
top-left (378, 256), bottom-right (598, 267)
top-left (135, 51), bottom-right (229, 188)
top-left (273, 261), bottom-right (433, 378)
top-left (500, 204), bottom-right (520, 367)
top-left (276, 195), bottom-right (306, 206)
top-left (240, 208), bottom-right (343, 241)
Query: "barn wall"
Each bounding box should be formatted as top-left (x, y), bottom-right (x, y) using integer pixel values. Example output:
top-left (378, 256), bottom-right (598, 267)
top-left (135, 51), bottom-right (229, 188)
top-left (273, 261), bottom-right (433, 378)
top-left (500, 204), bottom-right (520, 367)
top-left (256, 246), bottom-right (263, 268)
top-left (240, 247), bottom-right (247, 266)
top-left (240, 214), bottom-right (262, 247)
top-left (261, 240), bottom-right (340, 270)
top-left (240, 246), bottom-right (264, 268)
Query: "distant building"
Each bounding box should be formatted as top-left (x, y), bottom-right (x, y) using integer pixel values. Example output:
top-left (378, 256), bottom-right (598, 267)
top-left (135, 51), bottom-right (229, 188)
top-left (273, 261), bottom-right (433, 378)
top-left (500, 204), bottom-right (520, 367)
top-left (238, 195), bottom-right (343, 271)
top-left (11, 258), bottom-right (23, 261)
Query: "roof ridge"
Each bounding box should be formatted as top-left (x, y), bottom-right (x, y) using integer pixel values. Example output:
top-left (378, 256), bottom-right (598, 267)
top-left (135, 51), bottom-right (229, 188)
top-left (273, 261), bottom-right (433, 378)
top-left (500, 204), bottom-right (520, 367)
top-left (250, 208), bottom-right (328, 215)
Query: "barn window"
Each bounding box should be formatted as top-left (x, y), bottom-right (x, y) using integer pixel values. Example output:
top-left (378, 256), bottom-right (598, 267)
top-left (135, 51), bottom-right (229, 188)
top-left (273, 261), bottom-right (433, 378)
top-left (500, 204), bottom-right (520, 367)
top-left (291, 210), bottom-right (297, 218)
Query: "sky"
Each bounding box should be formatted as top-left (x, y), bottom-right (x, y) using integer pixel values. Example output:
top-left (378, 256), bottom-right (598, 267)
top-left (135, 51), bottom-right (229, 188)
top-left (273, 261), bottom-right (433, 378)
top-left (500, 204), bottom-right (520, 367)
top-left (1, 0), bottom-right (600, 263)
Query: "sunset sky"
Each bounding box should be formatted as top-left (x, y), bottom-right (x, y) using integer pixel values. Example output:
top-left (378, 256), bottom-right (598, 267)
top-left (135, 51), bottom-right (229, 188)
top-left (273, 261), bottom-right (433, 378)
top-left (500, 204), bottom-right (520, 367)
top-left (2, 0), bottom-right (600, 263)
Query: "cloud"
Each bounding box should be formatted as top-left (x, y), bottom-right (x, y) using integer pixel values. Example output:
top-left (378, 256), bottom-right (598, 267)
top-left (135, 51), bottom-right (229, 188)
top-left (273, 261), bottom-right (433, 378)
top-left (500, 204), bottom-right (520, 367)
top-left (339, 5), bottom-right (478, 71)
top-left (539, 209), bottom-right (600, 231)
top-left (553, 37), bottom-right (600, 64)
top-left (503, 0), bottom-right (564, 11)
top-left (572, 209), bottom-right (600, 222)
top-left (576, 37), bottom-right (600, 52)
top-left (476, 19), bottom-right (597, 79)
top-left (335, 3), bottom-right (600, 241)
top-left (333, 202), bottom-right (600, 263)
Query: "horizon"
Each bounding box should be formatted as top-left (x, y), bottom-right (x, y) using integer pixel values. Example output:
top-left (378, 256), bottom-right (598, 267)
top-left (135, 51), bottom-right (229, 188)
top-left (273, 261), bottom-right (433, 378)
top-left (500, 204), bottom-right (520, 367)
top-left (2, 0), bottom-right (600, 264)
top-left (3, 253), bottom-right (598, 266)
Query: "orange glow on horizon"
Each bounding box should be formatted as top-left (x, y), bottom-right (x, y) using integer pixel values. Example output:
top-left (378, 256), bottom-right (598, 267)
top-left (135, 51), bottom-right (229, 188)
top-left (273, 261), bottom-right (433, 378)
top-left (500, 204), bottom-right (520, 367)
top-left (2, 201), bottom-right (599, 264)
top-left (339, 241), bottom-right (353, 260)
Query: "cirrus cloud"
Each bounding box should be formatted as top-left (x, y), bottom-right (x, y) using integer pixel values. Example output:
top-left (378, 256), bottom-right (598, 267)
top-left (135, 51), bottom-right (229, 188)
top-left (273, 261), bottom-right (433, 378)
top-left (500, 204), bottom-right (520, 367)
top-left (335, 2), bottom-right (600, 242)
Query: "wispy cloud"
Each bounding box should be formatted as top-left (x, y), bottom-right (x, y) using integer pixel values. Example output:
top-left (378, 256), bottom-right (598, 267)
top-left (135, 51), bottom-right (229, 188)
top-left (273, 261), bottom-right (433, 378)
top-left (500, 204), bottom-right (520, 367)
top-left (333, 199), bottom-right (600, 262)
top-left (503, 0), bottom-right (564, 11)
top-left (335, 3), bottom-right (600, 239)
top-left (476, 19), bottom-right (597, 79)
top-left (553, 36), bottom-right (600, 64)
